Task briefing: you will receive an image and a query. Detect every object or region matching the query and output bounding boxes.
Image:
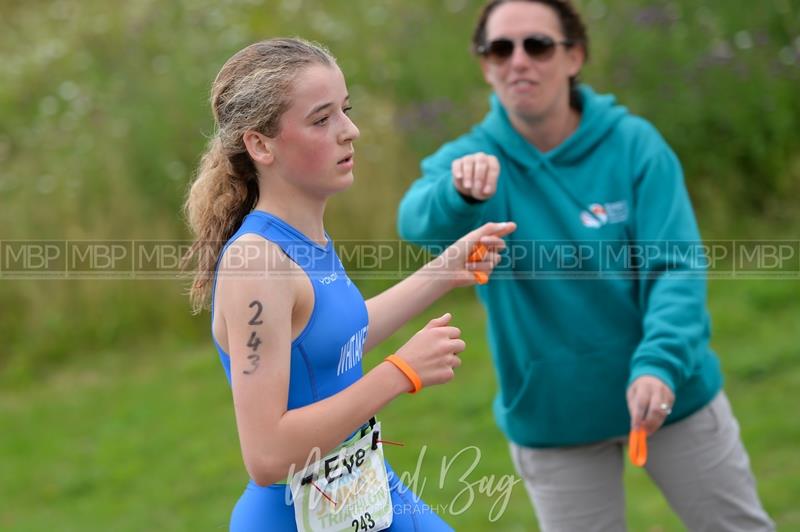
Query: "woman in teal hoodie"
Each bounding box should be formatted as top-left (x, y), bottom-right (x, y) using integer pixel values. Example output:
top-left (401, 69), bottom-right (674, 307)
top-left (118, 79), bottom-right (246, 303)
top-left (397, 1), bottom-right (773, 530)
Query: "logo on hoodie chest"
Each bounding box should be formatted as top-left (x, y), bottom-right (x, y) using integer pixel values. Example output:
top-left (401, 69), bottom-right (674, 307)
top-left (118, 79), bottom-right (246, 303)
top-left (580, 201), bottom-right (629, 228)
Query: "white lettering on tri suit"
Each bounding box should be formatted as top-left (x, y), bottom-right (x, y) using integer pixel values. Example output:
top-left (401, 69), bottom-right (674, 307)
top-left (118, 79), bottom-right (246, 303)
top-left (336, 325), bottom-right (369, 376)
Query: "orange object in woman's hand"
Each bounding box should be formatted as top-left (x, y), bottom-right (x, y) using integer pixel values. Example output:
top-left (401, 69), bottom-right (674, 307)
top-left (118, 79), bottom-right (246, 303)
top-left (468, 243), bottom-right (489, 284)
top-left (628, 428), bottom-right (648, 467)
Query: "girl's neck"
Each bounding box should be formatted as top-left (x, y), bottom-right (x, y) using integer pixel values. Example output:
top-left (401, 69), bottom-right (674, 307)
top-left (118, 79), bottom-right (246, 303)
top-left (253, 189), bottom-right (327, 246)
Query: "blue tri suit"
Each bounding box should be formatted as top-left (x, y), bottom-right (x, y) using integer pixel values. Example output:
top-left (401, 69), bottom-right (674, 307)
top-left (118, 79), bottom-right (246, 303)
top-left (211, 210), bottom-right (453, 531)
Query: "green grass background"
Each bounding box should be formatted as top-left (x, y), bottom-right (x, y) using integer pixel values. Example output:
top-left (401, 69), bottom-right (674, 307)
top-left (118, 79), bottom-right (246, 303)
top-left (1, 0), bottom-right (799, 530)
top-left (2, 280), bottom-right (798, 530)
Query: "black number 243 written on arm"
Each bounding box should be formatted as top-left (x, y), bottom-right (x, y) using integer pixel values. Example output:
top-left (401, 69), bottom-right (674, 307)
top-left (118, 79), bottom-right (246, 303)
top-left (243, 300), bottom-right (264, 375)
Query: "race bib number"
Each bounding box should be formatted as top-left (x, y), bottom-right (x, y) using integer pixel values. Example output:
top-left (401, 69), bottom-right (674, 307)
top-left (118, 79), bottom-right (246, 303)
top-left (290, 421), bottom-right (393, 532)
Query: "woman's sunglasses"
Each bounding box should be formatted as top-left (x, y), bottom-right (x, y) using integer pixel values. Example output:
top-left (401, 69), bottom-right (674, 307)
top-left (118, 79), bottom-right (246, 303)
top-left (477, 34), bottom-right (573, 63)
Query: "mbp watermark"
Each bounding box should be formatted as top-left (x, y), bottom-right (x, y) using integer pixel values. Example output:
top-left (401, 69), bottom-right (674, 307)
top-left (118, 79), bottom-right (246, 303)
top-left (3, 241), bottom-right (66, 277)
top-left (1, 239), bottom-right (798, 280)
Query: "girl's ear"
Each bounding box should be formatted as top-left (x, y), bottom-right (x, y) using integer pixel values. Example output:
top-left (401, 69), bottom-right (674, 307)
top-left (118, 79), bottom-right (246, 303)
top-left (243, 130), bottom-right (274, 165)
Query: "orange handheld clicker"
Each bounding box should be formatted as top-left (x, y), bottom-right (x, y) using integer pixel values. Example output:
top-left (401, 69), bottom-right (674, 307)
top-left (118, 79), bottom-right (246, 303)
top-left (468, 243), bottom-right (489, 285)
top-left (628, 428), bottom-right (648, 467)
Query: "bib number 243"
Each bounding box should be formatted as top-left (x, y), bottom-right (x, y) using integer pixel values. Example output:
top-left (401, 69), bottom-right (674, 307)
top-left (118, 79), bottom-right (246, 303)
top-left (351, 512), bottom-right (376, 531)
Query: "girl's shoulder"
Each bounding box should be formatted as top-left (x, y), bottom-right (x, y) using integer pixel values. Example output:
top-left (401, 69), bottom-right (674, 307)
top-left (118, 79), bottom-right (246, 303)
top-left (215, 232), bottom-right (306, 305)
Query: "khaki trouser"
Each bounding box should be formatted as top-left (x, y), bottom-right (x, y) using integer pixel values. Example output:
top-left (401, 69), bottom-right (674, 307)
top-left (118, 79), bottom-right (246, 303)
top-left (509, 392), bottom-right (774, 532)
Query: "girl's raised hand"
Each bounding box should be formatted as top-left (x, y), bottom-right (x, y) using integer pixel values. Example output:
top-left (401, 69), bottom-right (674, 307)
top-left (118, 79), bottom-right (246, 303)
top-left (427, 221), bottom-right (517, 288)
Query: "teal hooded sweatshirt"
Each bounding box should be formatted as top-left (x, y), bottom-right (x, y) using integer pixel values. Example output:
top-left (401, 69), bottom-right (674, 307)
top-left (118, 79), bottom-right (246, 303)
top-left (397, 85), bottom-right (722, 447)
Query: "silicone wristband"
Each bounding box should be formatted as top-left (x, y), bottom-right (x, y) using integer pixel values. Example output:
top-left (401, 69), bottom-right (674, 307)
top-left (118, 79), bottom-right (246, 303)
top-left (384, 354), bottom-right (423, 394)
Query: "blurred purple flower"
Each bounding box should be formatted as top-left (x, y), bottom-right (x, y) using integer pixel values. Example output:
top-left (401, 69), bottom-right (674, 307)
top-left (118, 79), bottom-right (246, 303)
top-left (395, 99), bottom-right (455, 132)
top-left (689, 40), bottom-right (735, 75)
top-left (710, 40), bottom-right (734, 61)
top-left (730, 60), bottom-right (750, 80)
top-left (632, 5), bottom-right (679, 28)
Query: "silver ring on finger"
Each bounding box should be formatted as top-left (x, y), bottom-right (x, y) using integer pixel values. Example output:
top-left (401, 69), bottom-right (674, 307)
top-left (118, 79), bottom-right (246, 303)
top-left (659, 402), bottom-right (672, 415)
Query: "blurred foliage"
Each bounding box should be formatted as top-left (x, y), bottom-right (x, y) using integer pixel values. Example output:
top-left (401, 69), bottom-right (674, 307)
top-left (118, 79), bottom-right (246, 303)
top-left (1, 2), bottom-right (799, 530)
top-left (1, 0), bottom-right (799, 376)
top-left (2, 281), bottom-right (798, 530)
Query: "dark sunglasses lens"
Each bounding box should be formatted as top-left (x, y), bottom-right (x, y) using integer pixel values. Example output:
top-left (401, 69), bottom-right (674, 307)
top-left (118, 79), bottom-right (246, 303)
top-left (487, 39), bottom-right (514, 59)
top-left (523, 36), bottom-right (556, 58)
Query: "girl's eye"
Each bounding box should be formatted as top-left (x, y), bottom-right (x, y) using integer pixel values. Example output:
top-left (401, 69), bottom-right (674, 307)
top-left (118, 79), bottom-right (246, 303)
top-left (314, 116), bottom-right (329, 126)
top-left (343, 106), bottom-right (353, 114)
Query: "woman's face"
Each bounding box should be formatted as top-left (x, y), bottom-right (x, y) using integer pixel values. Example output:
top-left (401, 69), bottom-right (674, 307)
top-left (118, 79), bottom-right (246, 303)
top-left (269, 63), bottom-right (360, 198)
top-left (480, 1), bottom-right (583, 123)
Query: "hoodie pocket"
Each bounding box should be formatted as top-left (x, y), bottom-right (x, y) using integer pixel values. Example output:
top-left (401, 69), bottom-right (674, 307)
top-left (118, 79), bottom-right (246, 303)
top-left (497, 341), bottom-right (638, 446)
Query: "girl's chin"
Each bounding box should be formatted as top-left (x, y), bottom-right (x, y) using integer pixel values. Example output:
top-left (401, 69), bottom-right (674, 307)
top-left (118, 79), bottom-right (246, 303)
top-left (339, 174), bottom-right (356, 190)
top-left (324, 173), bottom-right (355, 195)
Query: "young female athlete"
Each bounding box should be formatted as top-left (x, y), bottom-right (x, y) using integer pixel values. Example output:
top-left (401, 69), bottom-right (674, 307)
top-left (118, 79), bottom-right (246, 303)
top-left (182, 38), bottom-right (515, 531)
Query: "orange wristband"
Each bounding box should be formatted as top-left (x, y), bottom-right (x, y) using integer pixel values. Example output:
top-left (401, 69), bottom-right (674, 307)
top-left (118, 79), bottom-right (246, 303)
top-left (384, 354), bottom-right (423, 394)
top-left (468, 243), bottom-right (489, 285)
top-left (628, 428), bottom-right (648, 467)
